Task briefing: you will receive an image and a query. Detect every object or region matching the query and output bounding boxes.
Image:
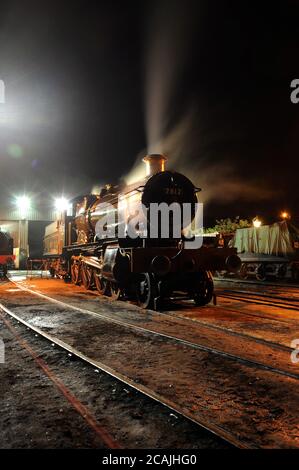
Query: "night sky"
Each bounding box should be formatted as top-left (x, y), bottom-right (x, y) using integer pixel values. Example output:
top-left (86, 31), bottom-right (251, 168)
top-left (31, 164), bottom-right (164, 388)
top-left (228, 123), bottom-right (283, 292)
top-left (0, 0), bottom-right (299, 223)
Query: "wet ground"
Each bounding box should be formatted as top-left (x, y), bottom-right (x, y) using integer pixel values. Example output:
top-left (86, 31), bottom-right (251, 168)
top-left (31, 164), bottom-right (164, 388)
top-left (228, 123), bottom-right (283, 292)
top-left (0, 273), bottom-right (298, 448)
top-left (0, 299), bottom-right (229, 449)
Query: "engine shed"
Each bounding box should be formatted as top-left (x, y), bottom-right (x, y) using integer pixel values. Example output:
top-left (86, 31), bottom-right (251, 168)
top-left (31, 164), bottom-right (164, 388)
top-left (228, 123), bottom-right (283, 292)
top-left (0, 199), bottom-right (55, 268)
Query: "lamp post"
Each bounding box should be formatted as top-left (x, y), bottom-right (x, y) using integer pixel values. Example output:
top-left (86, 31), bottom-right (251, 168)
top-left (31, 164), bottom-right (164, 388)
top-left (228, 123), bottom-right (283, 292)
top-left (252, 216), bottom-right (262, 255)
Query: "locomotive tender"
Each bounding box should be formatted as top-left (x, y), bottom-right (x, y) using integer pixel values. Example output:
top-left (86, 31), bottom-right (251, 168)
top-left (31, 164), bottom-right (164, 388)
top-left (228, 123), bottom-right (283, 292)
top-left (44, 154), bottom-right (240, 309)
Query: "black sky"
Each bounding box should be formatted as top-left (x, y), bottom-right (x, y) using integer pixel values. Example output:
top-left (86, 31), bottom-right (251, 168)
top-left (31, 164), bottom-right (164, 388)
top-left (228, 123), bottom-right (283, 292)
top-left (0, 0), bottom-right (299, 223)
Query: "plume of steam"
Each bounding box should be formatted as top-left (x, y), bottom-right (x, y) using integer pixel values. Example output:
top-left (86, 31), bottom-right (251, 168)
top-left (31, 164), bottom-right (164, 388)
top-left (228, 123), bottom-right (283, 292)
top-left (145, 0), bottom-right (196, 151)
top-left (188, 163), bottom-right (278, 204)
top-left (125, 0), bottom-right (197, 184)
top-left (124, 0), bottom-right (278, 206)
top-left (123, 148), bottom-right (147, 185)
top-left (145, 107), bottom-right (278, 204)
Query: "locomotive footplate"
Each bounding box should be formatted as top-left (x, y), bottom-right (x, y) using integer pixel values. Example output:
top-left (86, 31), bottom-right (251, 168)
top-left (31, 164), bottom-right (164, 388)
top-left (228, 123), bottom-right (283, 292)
top-left (126, 246), bottom-right (240, 275)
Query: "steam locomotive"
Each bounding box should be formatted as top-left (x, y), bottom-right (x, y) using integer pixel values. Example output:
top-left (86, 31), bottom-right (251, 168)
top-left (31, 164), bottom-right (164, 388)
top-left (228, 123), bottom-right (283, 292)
top-left (43, 154), bottom-right (240, 309)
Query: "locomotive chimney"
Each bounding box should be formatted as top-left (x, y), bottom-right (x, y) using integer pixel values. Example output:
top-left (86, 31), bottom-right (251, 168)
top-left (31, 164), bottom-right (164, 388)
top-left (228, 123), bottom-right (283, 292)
top-left (143, 154), bottom-right (167, 177)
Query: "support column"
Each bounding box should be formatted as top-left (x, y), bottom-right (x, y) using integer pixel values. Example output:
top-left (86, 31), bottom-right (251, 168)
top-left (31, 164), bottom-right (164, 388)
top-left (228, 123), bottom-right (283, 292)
top-left (18, 219), bottom-right (29, 269)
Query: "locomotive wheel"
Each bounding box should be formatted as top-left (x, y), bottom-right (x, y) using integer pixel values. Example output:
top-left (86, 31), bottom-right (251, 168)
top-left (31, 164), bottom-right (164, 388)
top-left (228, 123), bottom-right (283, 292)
top-left (82, 264), bottom-right (94, 290)
top-left (71, 262), bottom-right (81, 285)
top-left (239, 263), bottom-right (248, 279)
top-left (277, 264), bottom-right (287, 279)
top-left (291, 264), bottom-right (299, 282)
top-left (93, 270), bottom-right (108, 295)
top-left (256, 264), bottom-right (266, 281)
top-left (136, 273), bottom-right (157, 309)
top-left (193, 271), bottom-right (214, 306)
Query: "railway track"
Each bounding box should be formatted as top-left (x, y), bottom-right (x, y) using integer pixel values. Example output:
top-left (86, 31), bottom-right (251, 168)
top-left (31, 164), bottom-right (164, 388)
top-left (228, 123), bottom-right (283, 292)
top-left (215, 277), bottom-right (299, 289)
top-left (9, 276), bottom-right (299, 369)
top-left (0, 297), bottom-right (232, 449)
top-left (0, 301), bottom-right (243, 449)
top-left (217, 289), bottom-right (299, 311)
top-left (0, 309), bottom-right (121, 449)
top-left (167, 310), bottom-right (296, 355)
top-left (9, 279), bottom-right (299, 380)
top-left (218, 287), bottom-right (299, 303)
top-left (22, 277), bottom-right (299, 353)
top-left (210, 300), bottom-right (299, 327)
top-left (1, 277), bottom-right (299, 448)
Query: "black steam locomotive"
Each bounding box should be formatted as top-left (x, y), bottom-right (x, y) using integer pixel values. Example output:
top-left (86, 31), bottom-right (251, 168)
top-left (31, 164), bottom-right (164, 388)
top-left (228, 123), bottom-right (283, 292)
top-left (44, 154), bottom-right (240, 309)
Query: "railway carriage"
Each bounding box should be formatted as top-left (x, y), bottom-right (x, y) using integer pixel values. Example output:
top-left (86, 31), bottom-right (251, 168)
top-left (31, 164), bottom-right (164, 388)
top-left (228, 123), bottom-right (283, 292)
top-left (228, 222), bottom-right (299, 281)
top-left (0, 230), bottom-right (14, 278)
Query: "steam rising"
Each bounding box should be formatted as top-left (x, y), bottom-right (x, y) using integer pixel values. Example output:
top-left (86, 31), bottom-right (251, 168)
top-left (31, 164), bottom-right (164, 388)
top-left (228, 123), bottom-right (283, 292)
top-left (125, 1), bottom-right (277, 206)
top-left (145, 1), bottom-right (196, 150)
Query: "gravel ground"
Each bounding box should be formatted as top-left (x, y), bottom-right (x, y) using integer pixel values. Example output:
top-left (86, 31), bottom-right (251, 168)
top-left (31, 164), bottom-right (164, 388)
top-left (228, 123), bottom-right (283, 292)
top-left (9, 278), bottom-right (299, 373)
top-left (0, 305), bottom-right (229, 449)
top-left (1, 276), bottom-right (299, 448)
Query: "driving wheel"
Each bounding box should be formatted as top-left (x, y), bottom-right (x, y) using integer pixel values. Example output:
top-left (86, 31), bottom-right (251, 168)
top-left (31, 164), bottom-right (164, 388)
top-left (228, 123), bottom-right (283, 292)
top-left (136, 273), bottom-right (157, 309)
top-left (93, 270), bottom-right (108, 295)
top-left (82, 264), bottom-right (94, 290)
top-left (71, 262), bottom-right (81, 285)
top-left (193, 271), bottom-right (214, 306)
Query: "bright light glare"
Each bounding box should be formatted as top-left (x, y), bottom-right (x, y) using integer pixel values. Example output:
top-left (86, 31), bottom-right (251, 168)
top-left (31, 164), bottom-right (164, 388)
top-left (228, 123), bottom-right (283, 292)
top-left (253, 216), bottom-right (262, 228)
top-left (15, 195), bottom-right (31, 212)
top-left (281, 211), bottom-right (290, 220)
top-left (55, 197), bottom-right (69, 212)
